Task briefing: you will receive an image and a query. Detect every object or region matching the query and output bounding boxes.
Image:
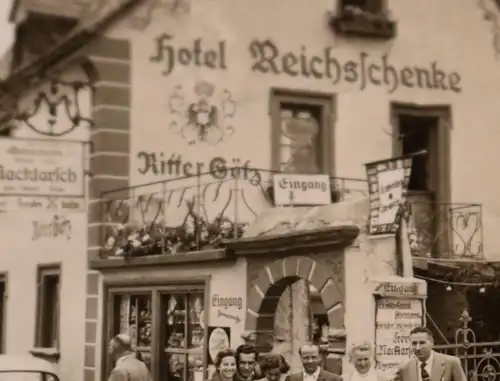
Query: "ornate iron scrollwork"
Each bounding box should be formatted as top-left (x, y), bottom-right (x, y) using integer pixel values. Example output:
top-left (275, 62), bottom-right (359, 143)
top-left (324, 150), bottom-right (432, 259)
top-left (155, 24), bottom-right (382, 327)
top-left (15, 78), bottom-right (94, 137)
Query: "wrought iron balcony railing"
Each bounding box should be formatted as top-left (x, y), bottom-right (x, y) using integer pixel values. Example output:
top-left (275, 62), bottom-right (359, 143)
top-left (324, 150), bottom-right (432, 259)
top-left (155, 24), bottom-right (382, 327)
top-left (98, 170), bottom-right (483, 260)
top-left (404, 192), bottom-right (483, 259)
top-left (99, 168), bottom-right (368, 258)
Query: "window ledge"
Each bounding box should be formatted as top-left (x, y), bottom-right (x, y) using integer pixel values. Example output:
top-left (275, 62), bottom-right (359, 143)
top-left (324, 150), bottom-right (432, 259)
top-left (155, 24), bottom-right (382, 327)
top-left (90, 248), bottom-right (232, 270)
top-left (329, 11), bottom-right (396, 39)
top-left (29, 347), bottom-right (60, 363)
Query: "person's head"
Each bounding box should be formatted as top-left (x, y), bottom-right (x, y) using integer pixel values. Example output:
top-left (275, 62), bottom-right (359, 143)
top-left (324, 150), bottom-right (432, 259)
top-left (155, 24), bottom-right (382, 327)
top-left (299, 344), bottom-right (321, 375)
top-left (108, 334), bottom-right (133, 360)
top-left (349, 342), bottom-right (373, 375)
top-left (236, 345), bottom-right (259, 378)
top-left (215, 349), bottom-right (237, 380)
top-left (261, 355), bottom-right (290, 381)
top-left (410, 327), bottom-right (434, 362)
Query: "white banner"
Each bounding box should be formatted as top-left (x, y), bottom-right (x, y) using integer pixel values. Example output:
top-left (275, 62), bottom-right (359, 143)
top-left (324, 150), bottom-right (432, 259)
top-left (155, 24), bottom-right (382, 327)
top-left (0, 138), bottom-right (85, 197)
top-left (365, 157), bottom-right (412, 235)
top-left (272, 174), bottom-right (331, 206)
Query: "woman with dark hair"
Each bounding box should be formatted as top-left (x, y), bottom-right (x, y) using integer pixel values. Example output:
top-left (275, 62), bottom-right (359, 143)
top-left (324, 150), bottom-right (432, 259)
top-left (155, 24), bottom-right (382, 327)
top-left (211, 349), bottom-right (239, 381)
top-left (260, 354), bottom-right (290, 381)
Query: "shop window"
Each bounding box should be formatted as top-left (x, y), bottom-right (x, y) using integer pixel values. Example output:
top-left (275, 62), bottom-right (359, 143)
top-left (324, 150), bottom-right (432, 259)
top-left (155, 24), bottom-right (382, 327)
top-left (270, 90), bottom-right (334, 175)
top-left (108, 286), bottom-right (205, 381)
top-left (160, 293), bottom-right (204, 381)
top-left (35, 266), bottom-right (60, 348)
top-left (113, 294), bottom-right (153, 366)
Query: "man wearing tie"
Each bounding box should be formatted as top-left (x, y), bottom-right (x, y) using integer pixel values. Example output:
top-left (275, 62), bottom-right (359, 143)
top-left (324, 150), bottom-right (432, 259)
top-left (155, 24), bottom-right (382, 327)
top-left (285, 344), bottom-right (341, 381)
top-left (398, 327), bottom-right (466, 381)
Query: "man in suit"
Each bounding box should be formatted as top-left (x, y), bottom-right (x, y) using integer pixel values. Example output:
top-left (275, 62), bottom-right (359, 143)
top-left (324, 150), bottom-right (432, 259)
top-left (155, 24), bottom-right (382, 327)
top-left (398, 327), bottom-right (466, 381)
top-left (285, 344), bottom-right (341, 381)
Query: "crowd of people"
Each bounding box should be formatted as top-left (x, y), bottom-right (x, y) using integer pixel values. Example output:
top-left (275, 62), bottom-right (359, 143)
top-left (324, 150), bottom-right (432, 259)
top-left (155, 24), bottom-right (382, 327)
top-left (105, 327), bottom-right (467, 381)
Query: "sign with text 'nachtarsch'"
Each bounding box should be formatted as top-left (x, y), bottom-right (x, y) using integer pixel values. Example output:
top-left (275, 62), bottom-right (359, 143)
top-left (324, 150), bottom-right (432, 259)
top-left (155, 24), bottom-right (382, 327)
top-left (365, 156), bottom-right (413, 235)
top-left (272, 173), bottom-right (331, 206)
top-left (0, 139), bottom-right (84, 197)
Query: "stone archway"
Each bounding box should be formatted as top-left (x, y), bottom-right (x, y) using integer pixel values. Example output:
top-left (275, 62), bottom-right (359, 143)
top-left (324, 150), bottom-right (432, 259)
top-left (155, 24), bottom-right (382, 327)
top-left (245, 255), bottom-right (344, 347)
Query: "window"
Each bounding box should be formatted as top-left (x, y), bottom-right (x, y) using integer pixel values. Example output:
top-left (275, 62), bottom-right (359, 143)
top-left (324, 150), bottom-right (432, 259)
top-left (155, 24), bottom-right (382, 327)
top-left (399, 115), bottom-right (437, 192)
top-left (340, 0), bottom-right (383, 13)
top-left (331, 0), bottom-right (395, 39)
top-left (107, 285), bottom-right (206, 381)
top-left (0, 275), bottom-right (6, 354)
top-left (35, 266), bottom-right (60, 348)
top-left (270, 90), bottom-right (334, 175)
top-left (392, 104), bottom-right (452, 258)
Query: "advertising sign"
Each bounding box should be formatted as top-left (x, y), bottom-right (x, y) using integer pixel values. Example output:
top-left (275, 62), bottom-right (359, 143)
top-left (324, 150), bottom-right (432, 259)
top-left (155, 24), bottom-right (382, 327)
top-left (365, 156), bottom-right (413, 235)
top-left (375, 298), bottom-right (424, 374)
top-left (272, 174), bottom-right (331, 206)
top-left (0, 139), bottom-right (84, 197)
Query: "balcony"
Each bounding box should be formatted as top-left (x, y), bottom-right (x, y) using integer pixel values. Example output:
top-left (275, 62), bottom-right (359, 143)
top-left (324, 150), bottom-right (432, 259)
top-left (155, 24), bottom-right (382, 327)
top-left (97, 168), bottom-right (368, 262)
top-left (404, 192), bottom-right (484, 259)
top-left (95, 169), bottom-right (484, 263)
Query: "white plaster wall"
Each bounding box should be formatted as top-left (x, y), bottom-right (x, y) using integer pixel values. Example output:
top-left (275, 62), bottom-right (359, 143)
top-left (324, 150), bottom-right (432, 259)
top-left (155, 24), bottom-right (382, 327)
top-left (0, 211), bottom-right (87, 381)
top-left (102, 0), bottom-right (500, 258)
top-left (0, 65), bottom-right (92, 381)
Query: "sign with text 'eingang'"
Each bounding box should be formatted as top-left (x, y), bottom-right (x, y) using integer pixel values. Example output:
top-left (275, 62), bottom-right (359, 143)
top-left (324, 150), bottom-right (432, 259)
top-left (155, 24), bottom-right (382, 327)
top-left (273, 173), bottom-right (331, 206)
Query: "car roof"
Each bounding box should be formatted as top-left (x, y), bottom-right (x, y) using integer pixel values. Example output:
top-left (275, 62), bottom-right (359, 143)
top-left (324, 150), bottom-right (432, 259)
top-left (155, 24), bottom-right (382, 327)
top-left (0, 355), bottom-right (58, 374)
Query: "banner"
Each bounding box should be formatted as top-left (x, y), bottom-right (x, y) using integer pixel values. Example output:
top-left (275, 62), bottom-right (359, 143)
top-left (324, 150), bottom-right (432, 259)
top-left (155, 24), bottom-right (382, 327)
top-left (365, 156), bottom-right (413, 235)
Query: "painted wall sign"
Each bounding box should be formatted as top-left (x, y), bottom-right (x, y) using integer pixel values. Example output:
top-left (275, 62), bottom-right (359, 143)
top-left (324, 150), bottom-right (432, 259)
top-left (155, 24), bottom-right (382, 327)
top-left (167, 81), bottom-right (236, 145)
top-left (249, 39), bottom-right (462, 93)
top-left (273, 174), bottom-right (331, 205)
top-left (0, 139), bottom-right (84, 197)
top-left (136, 153), bottom-right (262, 184)
top-left (150, 34), bottom-right (227, 76)
top-left (149, 35), bottom-right (463, 93)
top-left (32, 214), bottom-right (72, 240)
top-left (0, 196), bottom-right (85, 213)
top-left (375, 298), bottom-right (424, 374)
top-left (217, 310), bottom-right (241, 323)
top-left (212, 294), bottom-right (243, 310)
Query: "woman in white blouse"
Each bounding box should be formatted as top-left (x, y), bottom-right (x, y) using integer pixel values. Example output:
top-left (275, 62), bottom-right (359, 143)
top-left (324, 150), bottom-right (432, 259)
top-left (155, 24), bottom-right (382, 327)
top-left (342, 342), bottom-right (386, 381)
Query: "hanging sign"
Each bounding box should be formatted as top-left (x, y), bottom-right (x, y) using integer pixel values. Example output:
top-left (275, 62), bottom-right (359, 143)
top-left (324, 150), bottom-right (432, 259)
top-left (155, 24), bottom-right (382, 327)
top-left (365, 155), bottom-right (413, 235)
top-left (272, 173), bottom-right (331, 206)
top-left (0, 138), bottom-right (85, 197)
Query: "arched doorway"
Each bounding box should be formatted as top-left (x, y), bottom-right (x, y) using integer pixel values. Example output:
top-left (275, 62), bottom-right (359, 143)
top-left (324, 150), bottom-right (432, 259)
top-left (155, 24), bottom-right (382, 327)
top-left (245, 256), bottom-right (344, 369)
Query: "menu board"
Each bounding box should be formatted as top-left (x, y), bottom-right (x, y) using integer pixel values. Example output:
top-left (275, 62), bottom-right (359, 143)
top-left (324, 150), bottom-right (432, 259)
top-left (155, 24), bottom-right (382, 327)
top-left (374, 297), bottom-right (424, 374)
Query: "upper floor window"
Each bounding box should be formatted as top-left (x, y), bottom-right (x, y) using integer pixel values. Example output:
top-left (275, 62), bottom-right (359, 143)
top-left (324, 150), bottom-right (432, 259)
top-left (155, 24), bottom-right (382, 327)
top-left (341, 0), bottom-right (383, 13)
top-left (35, 265), bottom-right (60, 348)
top-left (270, 90), bottom-right (334, 175)
top-left (330, 0), bottom-right (396, 39)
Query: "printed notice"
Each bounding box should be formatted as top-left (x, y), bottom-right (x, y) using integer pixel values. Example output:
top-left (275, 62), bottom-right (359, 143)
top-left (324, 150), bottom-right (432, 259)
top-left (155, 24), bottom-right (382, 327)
top-left (375, 298), bottom-right (424, 374)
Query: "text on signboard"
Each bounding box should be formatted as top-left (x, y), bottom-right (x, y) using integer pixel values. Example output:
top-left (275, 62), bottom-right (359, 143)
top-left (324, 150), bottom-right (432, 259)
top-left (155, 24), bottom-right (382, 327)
top-left (212, 294), bottom-right (243, 310)
top-left (277, 176), bottom-right (329, 192)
